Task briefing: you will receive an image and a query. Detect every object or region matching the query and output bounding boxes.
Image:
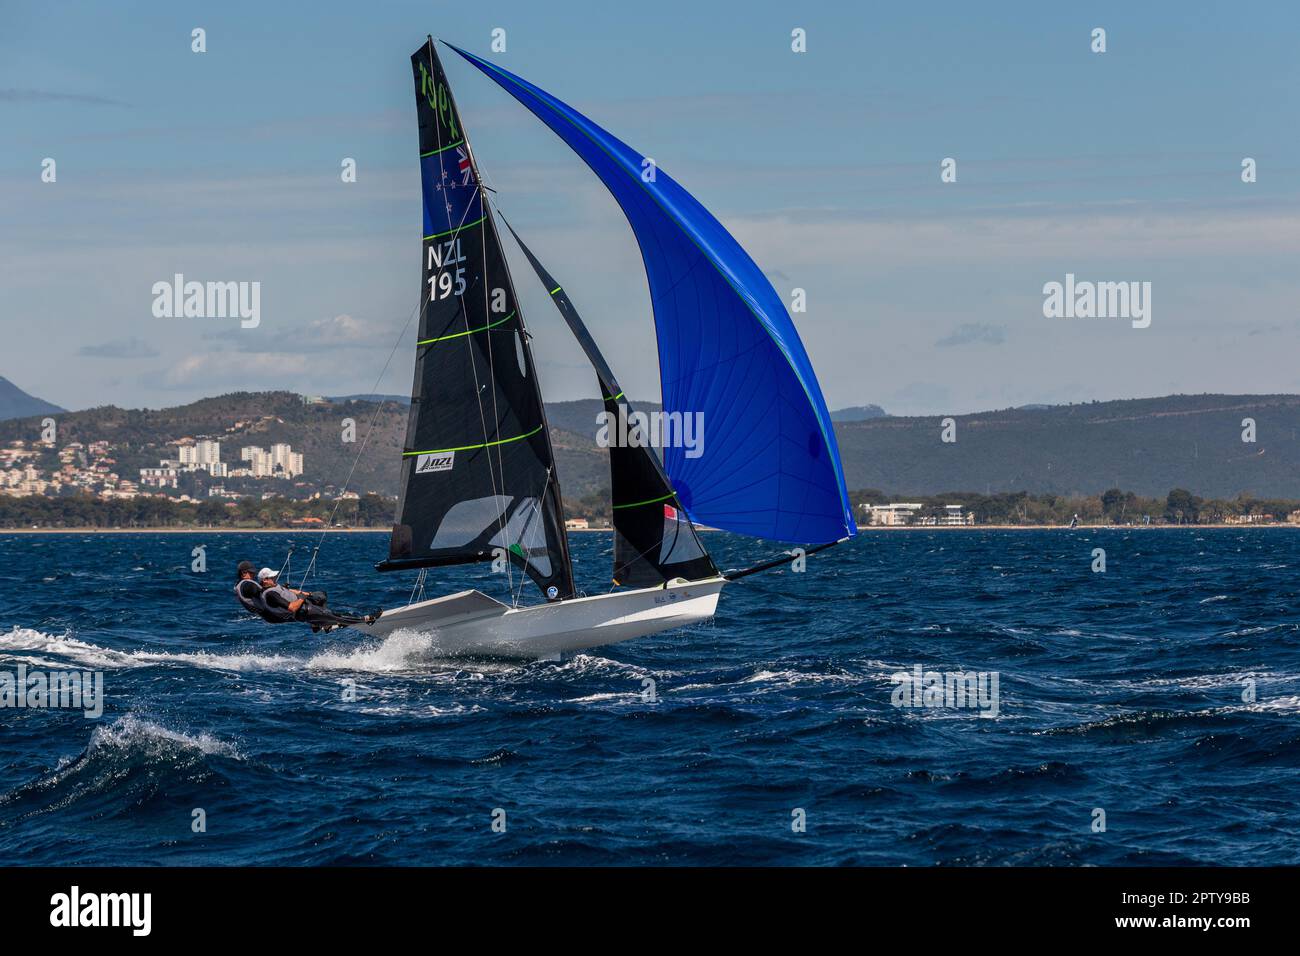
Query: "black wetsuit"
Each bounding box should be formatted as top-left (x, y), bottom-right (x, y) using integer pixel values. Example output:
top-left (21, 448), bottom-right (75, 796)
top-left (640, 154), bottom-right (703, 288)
top-left (236, 579), bottom-right (368, 628)
top-left (235, 579), bottom-right (292, 623)
top-left (260, 583), bottom-right (370, 628)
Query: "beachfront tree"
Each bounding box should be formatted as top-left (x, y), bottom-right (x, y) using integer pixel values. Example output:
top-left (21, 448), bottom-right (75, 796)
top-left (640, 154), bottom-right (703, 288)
top-left (1165, 488), bottom-right (1202, 524)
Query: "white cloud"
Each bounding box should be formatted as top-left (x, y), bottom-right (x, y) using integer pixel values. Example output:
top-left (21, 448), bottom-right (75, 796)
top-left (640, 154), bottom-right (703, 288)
top-left (936, 323), bottom-right (1006, 347)
top-left (77, 337), bottom-right (159, 359)
top-left (161, 352), bottom-right (310, 390)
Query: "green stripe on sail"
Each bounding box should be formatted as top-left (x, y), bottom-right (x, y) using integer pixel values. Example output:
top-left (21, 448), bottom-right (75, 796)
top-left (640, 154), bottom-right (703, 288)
top-left (404, 423), bottom-right (544, 457)
top-left (417, 311), bottom-right (514, 346)
top-left (423, 214), bottom-right (486, 241)
top-left (420, 139), bottom-right (465, 158)
top-left (611, 491), bottom-right (676, 511)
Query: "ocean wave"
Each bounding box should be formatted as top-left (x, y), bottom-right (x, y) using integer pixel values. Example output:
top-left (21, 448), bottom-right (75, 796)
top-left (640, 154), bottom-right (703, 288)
top-left (6, 527), bottom-right (1300, 865)
top-left (566, 690), bottom-right (647, 705)
top-left (0, 716), bottom-right (239, 822)
top-left (1123, 671), bottom-right (1279, 691)
top-left (84, 714), bottom-right (239, 759)
top-left (1036, 708), bottom-right (1234, 739)
top-left (0, 626), bottom-right (673, 687)
top-left (553, 653), bottom-right (674, 681)
top-left (1228, 694), bottom-right (1300, 714)
top-left (739, 667), bottom-right (858, 687)
top-left (305, 630), bottom-right (449, 673)
top-left (670, 664), bottom-right (871, 697)
top-left (0, 626), bottom-right (298, 673)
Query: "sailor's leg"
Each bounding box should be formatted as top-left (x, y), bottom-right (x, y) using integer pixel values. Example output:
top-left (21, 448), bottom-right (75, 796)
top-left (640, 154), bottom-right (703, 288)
top-left (299, 604), bottom-right (370, 627)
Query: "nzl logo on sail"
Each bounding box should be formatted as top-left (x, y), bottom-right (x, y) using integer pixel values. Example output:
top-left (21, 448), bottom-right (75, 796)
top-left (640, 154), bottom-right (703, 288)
top-left (415, 452), bottom-right (455, 474)
top-left (418, 62), bottom-right (460, 139)
top-left (428, 237), bottom-right (465, 269)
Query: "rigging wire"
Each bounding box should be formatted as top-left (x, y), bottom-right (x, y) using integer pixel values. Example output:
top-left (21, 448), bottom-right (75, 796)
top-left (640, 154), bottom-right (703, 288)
top-left (301, 39), bottom-right (495, 593)
top-left (492, 217), bottom-right (704, 597)
top-left (483, 192), bottom-right (556, 607)
top-left (453, 82), bottom-right (573, 608)
top-left (510, 466), bottom-right (553, 607)
top-left (409, 567), bottom-right (427, 605)
top-left (489, 194), bottom-right (579, 605)
top-left (476, 192), bottom-right (514, 604)
top-left (430, 39), bottom-right (518, 605)
top-left (426, 38), bottom-right (576, 608)
top-left (296, 292), bottom-right (423, 589)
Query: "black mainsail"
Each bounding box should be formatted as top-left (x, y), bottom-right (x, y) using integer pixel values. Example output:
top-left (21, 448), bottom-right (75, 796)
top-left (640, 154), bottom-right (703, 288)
top-left (378, 39), bottom-right (574, 602)
top-left (501, 218), bottom-right (717, 588)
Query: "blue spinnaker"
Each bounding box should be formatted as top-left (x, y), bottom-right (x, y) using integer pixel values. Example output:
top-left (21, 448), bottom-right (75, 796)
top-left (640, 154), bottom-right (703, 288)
top-left (448, 44), bottom-right (856, 544)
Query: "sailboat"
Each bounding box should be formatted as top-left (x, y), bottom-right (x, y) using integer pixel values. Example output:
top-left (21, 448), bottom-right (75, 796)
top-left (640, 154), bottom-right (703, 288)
top-left (355, 38), bottom-right (856, 658)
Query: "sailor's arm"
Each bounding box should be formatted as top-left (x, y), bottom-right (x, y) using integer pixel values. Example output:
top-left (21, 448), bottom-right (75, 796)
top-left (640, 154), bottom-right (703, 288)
top-left (278, 586), bottom-right (310, 611)
top-left (263, 588), bottom-right (305, 614)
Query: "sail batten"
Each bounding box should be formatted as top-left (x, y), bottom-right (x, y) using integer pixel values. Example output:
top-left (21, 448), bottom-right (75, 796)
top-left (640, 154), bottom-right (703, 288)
top-left (447, 43), bottom-right (857, 544)
top-left (380, 40), bottom-right (575, 602)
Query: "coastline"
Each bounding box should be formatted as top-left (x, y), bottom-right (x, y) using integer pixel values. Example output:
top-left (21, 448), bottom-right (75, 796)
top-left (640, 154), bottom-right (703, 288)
top-left (0, 526), bottom-right (390, 534)
top-left (1, 524), bottom-right (1296, 534)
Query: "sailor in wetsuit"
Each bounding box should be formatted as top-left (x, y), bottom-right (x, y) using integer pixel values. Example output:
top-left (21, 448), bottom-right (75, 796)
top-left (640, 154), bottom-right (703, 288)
top-left (234, 560), bottom-right (379, 632)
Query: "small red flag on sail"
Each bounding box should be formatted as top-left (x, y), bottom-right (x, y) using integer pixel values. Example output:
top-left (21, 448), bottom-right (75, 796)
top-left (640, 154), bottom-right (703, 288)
top-left (664, 504), bottom-right (677, 520)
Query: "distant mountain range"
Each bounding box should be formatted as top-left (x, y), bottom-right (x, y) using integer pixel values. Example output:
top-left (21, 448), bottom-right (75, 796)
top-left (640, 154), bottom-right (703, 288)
top-left (325, 393), bottom-right (411, 405)
top-left (835, 394), bottom-right (1300, 499)
top-left (4, 389), bottom-right (1300, 501)
top-left (556, 393), bottom-right (1300, 499)
top-left (0, 377), bottom-right (63, 421)
top-left (829, 404), bottom-right (888, 422)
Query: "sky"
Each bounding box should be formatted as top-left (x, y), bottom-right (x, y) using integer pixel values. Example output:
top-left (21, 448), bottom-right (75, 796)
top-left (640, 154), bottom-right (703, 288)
top-left (3, 0), bottom-right (1299, 416)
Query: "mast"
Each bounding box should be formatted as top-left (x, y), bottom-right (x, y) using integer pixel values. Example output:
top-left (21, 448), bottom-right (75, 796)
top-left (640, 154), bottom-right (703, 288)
top-left (378, 38), bottom-right (574, 602)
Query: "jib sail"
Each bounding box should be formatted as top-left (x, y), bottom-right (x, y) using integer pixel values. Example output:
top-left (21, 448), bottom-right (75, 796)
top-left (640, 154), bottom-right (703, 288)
top-left (502, 217), bottom-right (717, 587)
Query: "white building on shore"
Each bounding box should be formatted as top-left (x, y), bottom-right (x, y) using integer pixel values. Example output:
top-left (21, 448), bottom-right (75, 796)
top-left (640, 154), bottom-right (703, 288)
top-left (177, 438), bottom-right (226, 476)
top-left (860, 503), bottom-right (924, 526)
top-left (239, 443), bottom-right (304, 479)
top-left (942, 504), bottom-right (975, 525)
top-left (139, 466), bottom-right (178, 489)
top-left (859, 502), bottom-right (975, 526)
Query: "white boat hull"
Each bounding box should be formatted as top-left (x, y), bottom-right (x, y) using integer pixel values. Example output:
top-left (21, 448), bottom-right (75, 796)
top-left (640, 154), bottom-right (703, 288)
top-left (351, 576), bottom-right (726, 659)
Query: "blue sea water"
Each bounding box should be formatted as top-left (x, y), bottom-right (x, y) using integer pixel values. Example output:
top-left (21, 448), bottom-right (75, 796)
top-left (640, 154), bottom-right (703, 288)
top-left (1, 528), bottom-right (1298, 866)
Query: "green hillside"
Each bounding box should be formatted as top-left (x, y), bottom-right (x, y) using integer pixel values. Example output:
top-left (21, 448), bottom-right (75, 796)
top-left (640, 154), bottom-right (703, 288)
top-left (0, 392), bottom-right (408, 496)
top-left (4, 391), bottom-right (1298, 501)
top-left (836, 394), bottom-right (1300, 498)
